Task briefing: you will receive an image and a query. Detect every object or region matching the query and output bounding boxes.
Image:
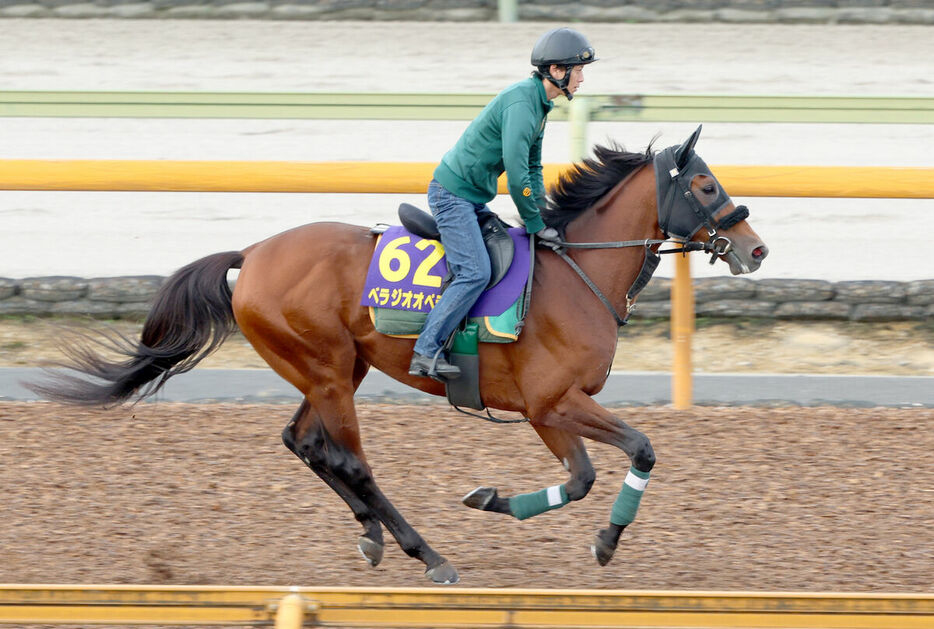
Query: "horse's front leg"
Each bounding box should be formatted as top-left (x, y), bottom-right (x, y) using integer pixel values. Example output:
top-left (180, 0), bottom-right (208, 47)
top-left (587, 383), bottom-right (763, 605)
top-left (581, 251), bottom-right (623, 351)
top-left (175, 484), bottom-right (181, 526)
top-left (463, 425), bottom-right (595, 519)
top-left (534, 388), bottom-right (656, 566)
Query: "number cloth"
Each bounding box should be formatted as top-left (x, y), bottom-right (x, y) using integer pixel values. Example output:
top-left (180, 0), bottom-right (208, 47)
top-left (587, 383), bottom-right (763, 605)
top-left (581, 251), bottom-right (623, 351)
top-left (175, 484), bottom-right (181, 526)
top-left (361, 225), bottom-right (530, 317)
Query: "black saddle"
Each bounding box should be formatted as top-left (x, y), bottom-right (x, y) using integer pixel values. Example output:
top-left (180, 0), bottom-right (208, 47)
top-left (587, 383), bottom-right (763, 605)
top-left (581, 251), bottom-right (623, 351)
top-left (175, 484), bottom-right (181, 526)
top-left (398, 203), bottom-right (515, 289)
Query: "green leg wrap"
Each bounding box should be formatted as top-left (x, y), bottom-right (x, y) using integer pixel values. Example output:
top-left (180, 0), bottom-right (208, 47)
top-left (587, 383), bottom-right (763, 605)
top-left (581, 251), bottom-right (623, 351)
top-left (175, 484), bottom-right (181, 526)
top-left (610, 466), bottom-right (651, 526)
top-left (509, 484), bottom-right (569, 521)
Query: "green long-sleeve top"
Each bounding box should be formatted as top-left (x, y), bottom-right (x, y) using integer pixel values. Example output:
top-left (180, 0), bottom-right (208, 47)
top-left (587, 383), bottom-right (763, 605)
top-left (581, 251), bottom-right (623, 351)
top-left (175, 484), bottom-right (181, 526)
top-left (433, 77), bottom-right (554, 234)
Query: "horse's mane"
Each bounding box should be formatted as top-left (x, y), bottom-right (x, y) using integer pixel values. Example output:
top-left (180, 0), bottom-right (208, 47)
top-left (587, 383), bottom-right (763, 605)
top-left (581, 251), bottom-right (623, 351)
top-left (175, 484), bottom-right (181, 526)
top-left (542, 142), bottom-right (655, 233)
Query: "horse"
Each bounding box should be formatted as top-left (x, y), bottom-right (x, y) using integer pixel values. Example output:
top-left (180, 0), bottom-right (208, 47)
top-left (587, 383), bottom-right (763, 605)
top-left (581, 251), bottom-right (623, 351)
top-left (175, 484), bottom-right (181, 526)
top-left (31, 125), bottom-right (768, 584)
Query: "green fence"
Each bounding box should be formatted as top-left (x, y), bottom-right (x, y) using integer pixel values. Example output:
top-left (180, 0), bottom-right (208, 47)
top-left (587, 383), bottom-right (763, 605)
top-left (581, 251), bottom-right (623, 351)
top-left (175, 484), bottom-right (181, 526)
top-left (2, 91), bottom-right (933, 123)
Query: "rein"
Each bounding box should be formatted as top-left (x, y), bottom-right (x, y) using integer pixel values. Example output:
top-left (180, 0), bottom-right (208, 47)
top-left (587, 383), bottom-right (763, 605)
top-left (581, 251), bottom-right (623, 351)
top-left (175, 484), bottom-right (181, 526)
top-left (537, 236), bottom-right (714, 327)
top-left (545, 237), bottom-right (709, 252)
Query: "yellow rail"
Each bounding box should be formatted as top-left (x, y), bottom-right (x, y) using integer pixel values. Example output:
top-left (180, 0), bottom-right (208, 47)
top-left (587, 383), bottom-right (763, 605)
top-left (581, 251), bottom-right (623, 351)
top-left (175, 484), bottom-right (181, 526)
top-left (1, 160), bottom-right (933, 198)
top-left (1, 585), bottom-right (933, 627)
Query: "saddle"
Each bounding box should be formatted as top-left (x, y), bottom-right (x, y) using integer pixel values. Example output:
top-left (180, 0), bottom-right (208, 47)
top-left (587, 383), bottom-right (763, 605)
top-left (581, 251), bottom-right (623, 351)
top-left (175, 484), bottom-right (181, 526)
top-left (398, 203), bottom-right (514, 289)
top-left (364, 207), bottom-right (534, 412)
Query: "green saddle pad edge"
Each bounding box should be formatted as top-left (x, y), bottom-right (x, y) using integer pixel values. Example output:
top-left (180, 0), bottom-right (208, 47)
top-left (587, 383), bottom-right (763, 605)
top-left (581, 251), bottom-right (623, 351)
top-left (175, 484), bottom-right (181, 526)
top-left (370, 297), bottom-right (521, 344)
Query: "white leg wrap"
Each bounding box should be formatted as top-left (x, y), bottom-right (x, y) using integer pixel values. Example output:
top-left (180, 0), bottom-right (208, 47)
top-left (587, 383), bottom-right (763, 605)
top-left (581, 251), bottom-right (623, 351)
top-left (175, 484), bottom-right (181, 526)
top-left (624, 469), bottom-right (649, 491)
top-left (546, 484), bottom-right (564, 507)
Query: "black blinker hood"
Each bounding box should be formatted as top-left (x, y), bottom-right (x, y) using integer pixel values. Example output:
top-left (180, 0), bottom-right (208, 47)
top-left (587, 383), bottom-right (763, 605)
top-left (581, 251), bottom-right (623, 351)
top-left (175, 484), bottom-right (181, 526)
top-left (653, 126), bottom-right (732, 240)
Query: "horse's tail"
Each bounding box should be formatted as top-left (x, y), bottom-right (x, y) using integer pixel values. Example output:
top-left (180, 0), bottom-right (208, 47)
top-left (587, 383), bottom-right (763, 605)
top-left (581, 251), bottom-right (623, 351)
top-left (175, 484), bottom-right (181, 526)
top-left (29, 251), bottom-right (244, 407)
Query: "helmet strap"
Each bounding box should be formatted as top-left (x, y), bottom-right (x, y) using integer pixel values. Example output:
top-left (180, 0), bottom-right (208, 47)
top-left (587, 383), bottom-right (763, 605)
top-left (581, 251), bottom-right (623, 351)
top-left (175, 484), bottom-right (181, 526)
top-left (542, 65), bottom-right (575, 100)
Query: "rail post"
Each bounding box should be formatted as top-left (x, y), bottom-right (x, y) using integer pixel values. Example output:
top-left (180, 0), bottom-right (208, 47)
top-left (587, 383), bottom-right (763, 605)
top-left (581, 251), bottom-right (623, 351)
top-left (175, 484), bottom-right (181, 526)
top-left (498, 0), bottom-right (518, 22)
top-left (274, 593), bottom-right (306, 629)
top-left (671, 252), bottom-right (694, 409)
top-left (568, 96), bottom-right (591, 162)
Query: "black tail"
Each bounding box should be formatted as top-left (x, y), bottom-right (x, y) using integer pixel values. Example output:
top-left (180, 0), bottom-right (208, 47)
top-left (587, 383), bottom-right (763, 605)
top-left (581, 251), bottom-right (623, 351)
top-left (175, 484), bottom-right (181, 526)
top-left (28, 251), bottom-right (244, 406)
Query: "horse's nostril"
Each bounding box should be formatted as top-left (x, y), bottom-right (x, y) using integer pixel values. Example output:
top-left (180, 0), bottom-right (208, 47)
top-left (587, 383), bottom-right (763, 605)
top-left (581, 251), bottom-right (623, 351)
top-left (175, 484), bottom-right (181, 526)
top-left (752, 245), bottom-right (768, 260)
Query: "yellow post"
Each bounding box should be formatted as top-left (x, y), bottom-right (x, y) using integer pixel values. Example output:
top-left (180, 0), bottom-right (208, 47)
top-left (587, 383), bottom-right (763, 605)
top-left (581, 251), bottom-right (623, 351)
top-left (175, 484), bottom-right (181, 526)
top-left (274, 593), bottom-right (305, 629)
top-left (671, 252), bottom-right (694, 409)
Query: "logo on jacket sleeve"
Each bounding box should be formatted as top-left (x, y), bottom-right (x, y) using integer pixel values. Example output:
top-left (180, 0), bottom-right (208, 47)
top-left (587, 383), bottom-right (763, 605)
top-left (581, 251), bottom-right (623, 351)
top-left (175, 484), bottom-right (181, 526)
top-left (522, 187), bottom-right (532, 197)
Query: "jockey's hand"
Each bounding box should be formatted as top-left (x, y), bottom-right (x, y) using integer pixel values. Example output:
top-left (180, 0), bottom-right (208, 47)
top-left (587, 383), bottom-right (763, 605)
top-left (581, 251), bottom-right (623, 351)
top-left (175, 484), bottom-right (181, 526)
top-left (535, 227), bottom-right (561, 243)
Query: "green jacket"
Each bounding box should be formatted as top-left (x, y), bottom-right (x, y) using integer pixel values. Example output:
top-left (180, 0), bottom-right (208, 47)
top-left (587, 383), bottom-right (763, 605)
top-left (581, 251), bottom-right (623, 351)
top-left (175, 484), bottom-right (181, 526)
top-left (433, 77), bottom-right (554, 234)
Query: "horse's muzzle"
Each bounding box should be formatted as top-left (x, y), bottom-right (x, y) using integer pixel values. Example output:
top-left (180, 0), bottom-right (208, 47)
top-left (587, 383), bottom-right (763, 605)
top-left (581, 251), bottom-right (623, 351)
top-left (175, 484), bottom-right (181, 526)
top-left (725, 242), bottom-right (769, 275)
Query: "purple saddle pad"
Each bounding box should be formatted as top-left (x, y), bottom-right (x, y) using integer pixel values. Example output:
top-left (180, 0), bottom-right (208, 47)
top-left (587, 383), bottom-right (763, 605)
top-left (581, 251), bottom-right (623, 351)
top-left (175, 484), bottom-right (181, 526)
top-left (361, 225), bottom-right (530, 317)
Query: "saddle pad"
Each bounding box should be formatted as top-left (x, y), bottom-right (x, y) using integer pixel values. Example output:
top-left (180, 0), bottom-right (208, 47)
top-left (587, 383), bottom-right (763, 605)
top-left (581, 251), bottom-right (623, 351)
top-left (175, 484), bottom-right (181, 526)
top-left (369, 295), bottom-right (522, 343)
top-left (361, 225), bottom-right (530, 317)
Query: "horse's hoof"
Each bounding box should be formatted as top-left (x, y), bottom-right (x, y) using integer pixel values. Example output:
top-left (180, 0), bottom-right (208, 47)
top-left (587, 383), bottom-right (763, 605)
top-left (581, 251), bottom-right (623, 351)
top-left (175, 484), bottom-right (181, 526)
top-left (591, 529), bottom-right (618, 567)
top-left (425, 560), bottom-right (459, 585)
top-left (357, 536), bottom-right (384, 568)
top-left (462, 486), bottom-right (496, 511)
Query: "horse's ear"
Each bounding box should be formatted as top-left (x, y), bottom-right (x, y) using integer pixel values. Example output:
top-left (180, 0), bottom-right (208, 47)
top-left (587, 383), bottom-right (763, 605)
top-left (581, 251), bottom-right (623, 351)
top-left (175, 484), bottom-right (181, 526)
top-left (674, 124), bottom-right (703, 168)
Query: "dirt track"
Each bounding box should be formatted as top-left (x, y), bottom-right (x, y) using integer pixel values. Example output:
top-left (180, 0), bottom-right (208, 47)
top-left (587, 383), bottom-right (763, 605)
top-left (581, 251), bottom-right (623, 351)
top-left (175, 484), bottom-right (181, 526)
top-left (2, 401), bottom-right (933, 591)
top-left (2, 316), bottom-right (932, 590)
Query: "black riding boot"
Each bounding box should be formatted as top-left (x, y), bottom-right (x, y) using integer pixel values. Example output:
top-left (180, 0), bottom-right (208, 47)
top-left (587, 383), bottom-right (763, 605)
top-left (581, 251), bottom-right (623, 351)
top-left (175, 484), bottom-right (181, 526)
top-left (409, 352), bottom-right (461, 379)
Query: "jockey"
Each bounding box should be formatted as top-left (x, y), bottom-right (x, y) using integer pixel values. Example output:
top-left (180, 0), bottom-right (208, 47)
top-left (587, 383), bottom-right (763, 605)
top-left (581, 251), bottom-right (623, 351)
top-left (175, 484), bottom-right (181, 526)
top-left (409, 27), bottom-right (598, 380)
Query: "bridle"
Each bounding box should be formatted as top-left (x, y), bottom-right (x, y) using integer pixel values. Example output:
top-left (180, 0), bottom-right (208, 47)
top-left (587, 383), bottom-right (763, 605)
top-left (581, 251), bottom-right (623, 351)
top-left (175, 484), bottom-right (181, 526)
top-left (654, 144), bottom-right (750, 263)
top-left (536, 147), bottom-right (750, 328)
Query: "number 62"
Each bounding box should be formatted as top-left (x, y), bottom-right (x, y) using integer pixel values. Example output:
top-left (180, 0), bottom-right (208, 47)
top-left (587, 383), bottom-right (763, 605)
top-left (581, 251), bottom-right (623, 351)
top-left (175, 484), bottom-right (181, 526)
top-left (378, 236), bottom-right (445, 288)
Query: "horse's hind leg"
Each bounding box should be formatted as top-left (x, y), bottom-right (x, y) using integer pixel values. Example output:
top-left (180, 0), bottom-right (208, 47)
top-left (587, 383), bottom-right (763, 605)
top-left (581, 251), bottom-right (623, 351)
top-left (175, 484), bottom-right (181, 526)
top-left (464, 425), bottom-right (595, 521)
top-left (282, 400), bottom-right (384, 567)
top-left (292, 388), bottom-right (459, 584)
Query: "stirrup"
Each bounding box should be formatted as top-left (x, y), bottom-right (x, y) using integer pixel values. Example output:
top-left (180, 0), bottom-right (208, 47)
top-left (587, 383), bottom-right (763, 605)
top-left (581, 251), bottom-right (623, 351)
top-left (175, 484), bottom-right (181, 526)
top-left (409, 351), bottom-right (461, 380)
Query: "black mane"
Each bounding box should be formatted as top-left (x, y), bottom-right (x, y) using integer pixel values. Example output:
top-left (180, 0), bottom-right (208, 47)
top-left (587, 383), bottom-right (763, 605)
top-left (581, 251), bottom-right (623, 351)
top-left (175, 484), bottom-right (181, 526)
top-left (542, 142), bottom-right (655, 233)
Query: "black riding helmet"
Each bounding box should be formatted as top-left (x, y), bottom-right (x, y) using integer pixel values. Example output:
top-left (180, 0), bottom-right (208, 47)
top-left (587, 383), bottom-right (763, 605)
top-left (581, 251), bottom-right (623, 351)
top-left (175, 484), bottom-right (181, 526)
top-left (531, 27), bottom-right (597, 100)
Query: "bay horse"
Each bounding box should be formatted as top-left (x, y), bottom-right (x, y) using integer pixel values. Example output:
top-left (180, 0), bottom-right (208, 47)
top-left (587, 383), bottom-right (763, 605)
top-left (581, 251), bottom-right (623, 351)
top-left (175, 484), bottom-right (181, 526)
top-left (32, 125), bottom-right (768, 584)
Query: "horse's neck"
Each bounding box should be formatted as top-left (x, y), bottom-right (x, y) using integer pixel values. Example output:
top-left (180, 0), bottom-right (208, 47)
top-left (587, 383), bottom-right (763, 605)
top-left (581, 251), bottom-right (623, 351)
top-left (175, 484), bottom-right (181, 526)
top-left (563, 167), bottom-right (661, 308)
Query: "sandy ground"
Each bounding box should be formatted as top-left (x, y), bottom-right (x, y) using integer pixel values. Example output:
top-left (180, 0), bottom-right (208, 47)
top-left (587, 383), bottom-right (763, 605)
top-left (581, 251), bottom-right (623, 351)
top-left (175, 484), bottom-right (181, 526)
top-left (2, 20), bottom-right (934, 281)
top-left (1, 317), bottom-right (933, 593)
top-left (2, 316), bottom-right (933, 591)
top-left (2, 316), bottom-right (933, 376)
top-left (4, 21), bottom-right (932, 95)
top-left (1, 401), bottom-right (932, 592)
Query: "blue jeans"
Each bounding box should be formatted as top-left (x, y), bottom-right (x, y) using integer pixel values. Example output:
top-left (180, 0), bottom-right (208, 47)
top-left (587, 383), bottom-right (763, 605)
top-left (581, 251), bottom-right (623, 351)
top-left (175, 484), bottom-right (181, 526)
top-left (413, 180), bottom-right (492, 357)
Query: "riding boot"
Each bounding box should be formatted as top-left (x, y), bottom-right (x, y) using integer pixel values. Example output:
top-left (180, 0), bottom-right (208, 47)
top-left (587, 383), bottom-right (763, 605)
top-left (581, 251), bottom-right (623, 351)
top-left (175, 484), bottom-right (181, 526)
top-left (409, 351), bottom-right (461, 380)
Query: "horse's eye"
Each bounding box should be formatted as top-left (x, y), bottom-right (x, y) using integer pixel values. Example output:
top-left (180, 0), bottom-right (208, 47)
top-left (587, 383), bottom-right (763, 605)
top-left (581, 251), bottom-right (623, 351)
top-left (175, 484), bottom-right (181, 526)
top-left (702, 184), bottom-right (716, 194)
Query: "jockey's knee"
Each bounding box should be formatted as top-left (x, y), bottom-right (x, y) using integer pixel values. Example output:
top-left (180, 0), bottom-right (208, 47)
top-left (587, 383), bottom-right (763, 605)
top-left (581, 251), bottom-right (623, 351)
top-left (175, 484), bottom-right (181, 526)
top-left (457, 258), bottom-right (491, 289)
top-left (565, 465), bottom-right (596, 501)
top-left (632, 435), bottom-right (656, 473)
